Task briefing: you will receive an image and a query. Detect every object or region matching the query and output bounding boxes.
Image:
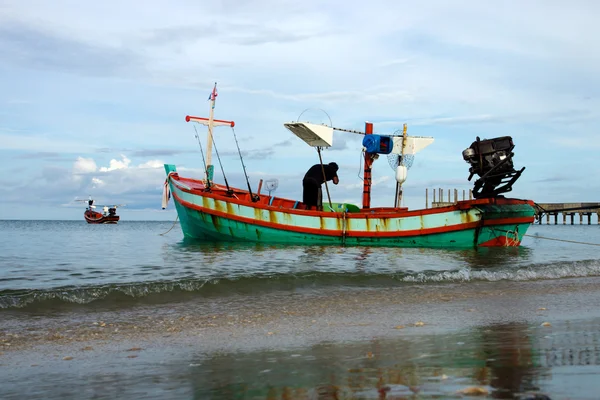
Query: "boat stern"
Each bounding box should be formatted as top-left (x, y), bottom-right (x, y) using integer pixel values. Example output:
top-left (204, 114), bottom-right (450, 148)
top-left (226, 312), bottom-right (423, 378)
top-left (472, 199), bottom-right (536, 247)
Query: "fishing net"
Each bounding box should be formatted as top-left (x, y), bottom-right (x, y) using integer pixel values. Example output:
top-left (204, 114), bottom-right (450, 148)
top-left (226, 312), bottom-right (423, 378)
top-left (387, 128), bottom-right (416, 170)
top-left (387, 153), bottom-right (415, 170)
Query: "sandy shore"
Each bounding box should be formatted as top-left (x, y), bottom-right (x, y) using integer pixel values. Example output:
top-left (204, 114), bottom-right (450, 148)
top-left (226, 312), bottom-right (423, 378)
top-left (2, 277), bottom-right (600, 353)
top-left (2, 277), bottom-right (600, 399)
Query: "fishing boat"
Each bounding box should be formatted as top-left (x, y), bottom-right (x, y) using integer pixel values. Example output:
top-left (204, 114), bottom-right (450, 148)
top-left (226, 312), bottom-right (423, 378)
top-left (162, 84), bottom-right (535, 248)
top-left (76, 197), bottom-right (122, 224)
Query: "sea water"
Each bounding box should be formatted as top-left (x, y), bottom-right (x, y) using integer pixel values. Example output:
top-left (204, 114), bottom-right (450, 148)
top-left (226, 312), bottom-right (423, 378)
top-left (1, 220), bottom-right (600, 399)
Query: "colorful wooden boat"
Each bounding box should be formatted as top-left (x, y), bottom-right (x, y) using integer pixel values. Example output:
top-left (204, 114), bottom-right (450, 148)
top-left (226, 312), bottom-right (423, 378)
top-left (162, 84), bottom-right (534, 248)
top-left (78, 197), bottom-right (121, 224)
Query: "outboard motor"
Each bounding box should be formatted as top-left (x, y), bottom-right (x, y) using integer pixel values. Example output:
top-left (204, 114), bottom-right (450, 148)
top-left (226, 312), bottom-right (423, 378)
top-left (463, 136), bottom-right (525, 199)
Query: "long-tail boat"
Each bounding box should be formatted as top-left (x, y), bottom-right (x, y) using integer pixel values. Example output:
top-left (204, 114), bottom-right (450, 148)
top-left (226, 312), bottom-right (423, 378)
top-left (162, 84), bottom-right (534, 247)
top-left (77, 197), bottom-right (122, 224)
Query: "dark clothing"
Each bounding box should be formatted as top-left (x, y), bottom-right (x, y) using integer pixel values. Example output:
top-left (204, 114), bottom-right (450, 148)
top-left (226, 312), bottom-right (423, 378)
top-left (302, 163), bottom-right (338, 208)
top-left (302, 177), bottom-right (322, 207)
top-left (303, 163), bottom-right (338, 185)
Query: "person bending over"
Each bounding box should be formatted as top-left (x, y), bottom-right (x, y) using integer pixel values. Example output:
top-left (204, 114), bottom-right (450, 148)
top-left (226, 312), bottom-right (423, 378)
top-left (302, 162), bottom-right (339, 210)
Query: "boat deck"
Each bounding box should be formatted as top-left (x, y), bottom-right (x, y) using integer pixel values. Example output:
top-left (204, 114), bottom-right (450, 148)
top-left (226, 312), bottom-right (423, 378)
top-left (171, 173), bottom-right (534, 218)
top-left (175, 175), bottom-right (408, 214)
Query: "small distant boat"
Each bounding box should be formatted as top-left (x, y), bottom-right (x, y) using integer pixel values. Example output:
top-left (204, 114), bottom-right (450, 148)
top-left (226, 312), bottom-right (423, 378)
top-left (76, 197), bottom-right (123, 224)
top-left (162, 84), bottom-right (534, 248)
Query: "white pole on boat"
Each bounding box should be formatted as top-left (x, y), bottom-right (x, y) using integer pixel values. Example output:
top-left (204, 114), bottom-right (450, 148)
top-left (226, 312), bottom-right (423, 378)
top-left (205, 82), bottom-right (217, 182)
top-left (395, 123), bottom-right (408, 207)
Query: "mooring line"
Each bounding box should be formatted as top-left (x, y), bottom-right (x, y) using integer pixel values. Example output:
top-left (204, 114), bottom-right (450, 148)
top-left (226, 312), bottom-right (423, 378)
top-left (159, 215), bottom-right (179, 236)
top-left (491, 226), bottom-right (600, 246)
top-left (522, 233), bottom-right (600, 246)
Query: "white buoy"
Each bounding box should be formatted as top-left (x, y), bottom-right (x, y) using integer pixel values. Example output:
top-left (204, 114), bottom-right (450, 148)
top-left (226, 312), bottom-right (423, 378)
top-left (395, 165), bottom-right (408, 184)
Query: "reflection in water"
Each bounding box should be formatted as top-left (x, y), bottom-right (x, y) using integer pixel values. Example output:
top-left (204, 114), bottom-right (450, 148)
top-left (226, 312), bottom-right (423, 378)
top-left (183, 321), bottom-right (583, 399)
top-left (174, 319), bottom-right (600, 399)
top-left (2, 318), bottom-right (599, 399)
top-left (170, 239), bottom-right (537, 280)
top-left (354, 247), bottom-right (373, 273)
top-left (479, 323), bottom-right (544, 399)
top-left (458, 246), bottom-right (534, 269)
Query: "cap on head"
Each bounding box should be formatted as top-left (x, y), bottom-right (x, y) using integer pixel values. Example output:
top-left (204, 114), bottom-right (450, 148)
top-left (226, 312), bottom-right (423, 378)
top-left (328, 162), bottom-right (339, 172)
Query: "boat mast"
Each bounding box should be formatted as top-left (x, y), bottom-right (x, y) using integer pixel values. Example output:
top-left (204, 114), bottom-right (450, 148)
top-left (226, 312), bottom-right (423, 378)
top-left (394, 123), bottom-right (408, 207)
top-left (205, 82), bottom-right (217, 182)
top-left (362, 122), bottom-right (374, 209)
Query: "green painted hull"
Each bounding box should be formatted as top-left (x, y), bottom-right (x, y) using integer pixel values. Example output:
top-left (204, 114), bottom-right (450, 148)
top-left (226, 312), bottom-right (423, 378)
top-left (173, 201), bottom-right (530, 248)
top-left (165, 165), bottom-right (535, 248)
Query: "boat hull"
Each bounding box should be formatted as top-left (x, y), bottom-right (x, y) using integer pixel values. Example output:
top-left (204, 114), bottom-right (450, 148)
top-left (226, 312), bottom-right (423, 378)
top-left (84, 210), bottom-right (120, 224)
top-left (165, 165), bottom-right (534, 248)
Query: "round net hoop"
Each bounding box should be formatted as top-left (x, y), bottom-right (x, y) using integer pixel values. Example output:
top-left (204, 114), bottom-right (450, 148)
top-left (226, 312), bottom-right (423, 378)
top-left (387, 153), bottom-right (415, 170)
top-left (387, 128), bottom-right (416, 170)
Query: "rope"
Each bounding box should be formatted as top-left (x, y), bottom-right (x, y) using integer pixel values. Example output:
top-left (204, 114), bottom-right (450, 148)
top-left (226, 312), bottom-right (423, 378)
top-left (493, 226), bottom-right (600, 246)
top-left (159, 215), bottom-right (179, 236)
top-left (504, 227), bottom-right (519, 247)
top-left (534, 202), bottom-right (548, 214)
top-left (357, 149), bottom-right (364, 181)
top-left (523, 233), bottom-right (600, 246)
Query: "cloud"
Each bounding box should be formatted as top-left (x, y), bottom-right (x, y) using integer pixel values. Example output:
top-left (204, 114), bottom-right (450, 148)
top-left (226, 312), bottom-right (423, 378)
top-left (91, 177), bottom-right (104, 187)
top-left (228, 86), bottom-right (415, 105)
top-left (138, 160), bottom-right (165, 169)
top-left (379, 58), bottom-right (413, 68)
top-left (547, 135), bottom-right (600, 150)
top-left (0, 22), bottom-right (142, 77)
top-left (343, 176), bottom-right (391, 190)
top-left (144, 21), bottom-right (333, 47)
top-left (328, 134), bottom-right (362, 151)
top-left (3, 0), bottom-right (600, 217)
top-left (132, 149), bottom-right (194, 157)
top-left (99, 155), bottom-right (132, 172)
top-left (0, 132), bottom-right (97, 153)
top-left (274, 139), bottom-right (294, 148)
top-left (15, 152), bottom-right (66, 160)
top-left (533, 175), bottom-right (573, 183)
top-left (0, 152), bottom-right (171, 211)
top-left (73, 156), bottom-right (98, 175)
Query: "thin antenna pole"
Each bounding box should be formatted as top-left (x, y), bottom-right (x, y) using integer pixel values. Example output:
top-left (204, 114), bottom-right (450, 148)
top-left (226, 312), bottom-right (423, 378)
top-left (231, 127), bottom-right (258, 202)
top-left (193, 125), bottom-right (211, 190)
top-left (205, 82), bottom-right (217, 182)
top-left (317, 147), bottom-right (333, 210)
top-left (209, 134), bottom-right (232, 195)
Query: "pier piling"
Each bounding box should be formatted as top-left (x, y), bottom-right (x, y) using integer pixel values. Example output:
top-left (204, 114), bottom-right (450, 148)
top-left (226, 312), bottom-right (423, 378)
top-left (425, 192), bottom-right (600, 224)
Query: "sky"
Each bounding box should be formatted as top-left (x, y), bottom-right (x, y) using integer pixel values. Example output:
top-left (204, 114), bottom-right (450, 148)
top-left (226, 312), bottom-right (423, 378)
top-left (1, 0), bottom-right (599, 220)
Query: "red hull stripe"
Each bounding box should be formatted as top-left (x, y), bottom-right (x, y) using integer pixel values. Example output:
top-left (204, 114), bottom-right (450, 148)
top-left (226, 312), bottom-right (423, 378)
top-left (478, 235), bottom-right (521, 247)
top-left (170, 178), bottom-right (535, 219)
top-left (172, 191), bottom-right (533, 238)
top-left (84, 211), bottom-right (120, 224)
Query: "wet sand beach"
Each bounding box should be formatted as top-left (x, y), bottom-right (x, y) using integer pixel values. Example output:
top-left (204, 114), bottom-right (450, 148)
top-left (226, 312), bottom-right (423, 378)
top-left (3, 276), bottom-right (600, 399)
top-left (3, 222), bottom-right (600, 399)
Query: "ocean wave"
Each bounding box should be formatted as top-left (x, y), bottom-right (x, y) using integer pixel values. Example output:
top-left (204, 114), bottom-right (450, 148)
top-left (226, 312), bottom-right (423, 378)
top-left (2, 259), bottom-right (600, 310)
top-left (402, 259), bottom-right (600, 283)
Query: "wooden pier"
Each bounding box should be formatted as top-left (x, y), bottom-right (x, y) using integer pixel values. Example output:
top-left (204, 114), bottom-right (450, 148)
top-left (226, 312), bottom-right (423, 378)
top-left (426, 189), bottom-right (600, 225)
top-left (533, 203), bottom-right (600, 225)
